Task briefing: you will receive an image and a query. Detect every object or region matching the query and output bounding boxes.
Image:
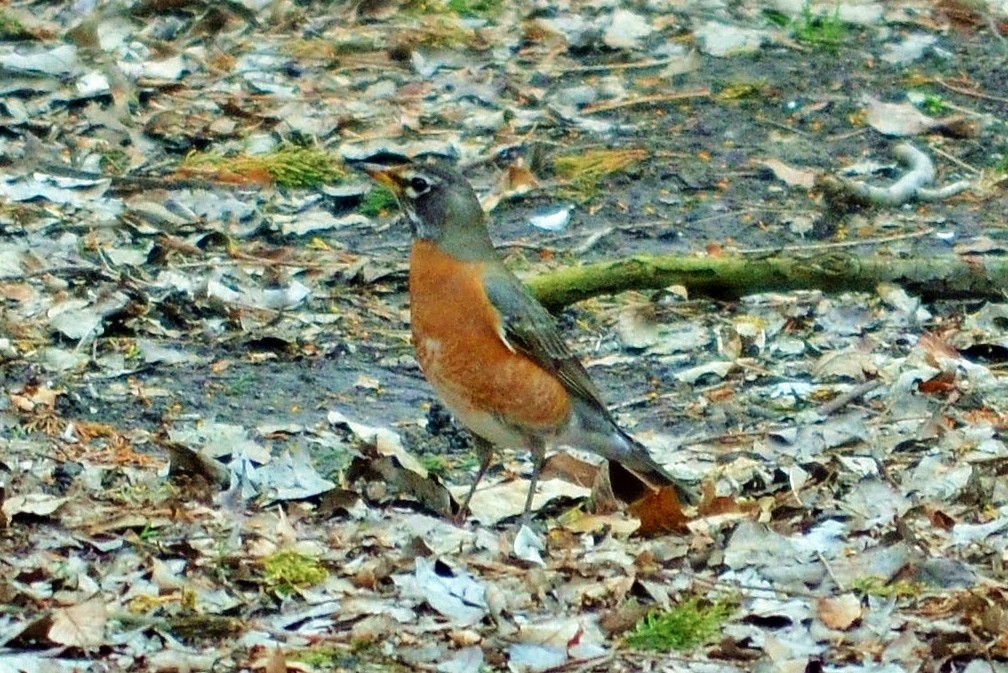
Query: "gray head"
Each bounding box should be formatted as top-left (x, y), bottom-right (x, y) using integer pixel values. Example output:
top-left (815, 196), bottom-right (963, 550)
top-left (362, 159), bottom-right (496, 261)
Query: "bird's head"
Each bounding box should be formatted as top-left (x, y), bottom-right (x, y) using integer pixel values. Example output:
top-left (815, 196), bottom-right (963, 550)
top-left (360, 158), bottom-right (495, 261)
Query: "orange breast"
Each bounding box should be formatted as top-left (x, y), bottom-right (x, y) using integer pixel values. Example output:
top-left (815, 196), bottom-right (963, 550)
top-left (409, 240), bottom-right (571, 441)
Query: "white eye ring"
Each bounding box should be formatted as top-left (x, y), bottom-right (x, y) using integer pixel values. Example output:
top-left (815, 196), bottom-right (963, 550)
top-left (405, 174), bottom-right (431, 198)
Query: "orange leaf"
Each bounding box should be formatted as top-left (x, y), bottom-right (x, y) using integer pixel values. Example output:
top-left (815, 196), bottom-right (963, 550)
top-left (502, 159), bottom-right (540, 194)
top-left (917, 370), bottom-right (957, 395)
top-left (928, 507), bottom-right (956, 531)
top-left (628, 486), bottom-right (689, 536)
top-left (698, 494), bottom-right (741, 517)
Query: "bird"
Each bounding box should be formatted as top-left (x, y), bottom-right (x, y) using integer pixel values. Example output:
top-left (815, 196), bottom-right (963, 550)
top-left (360, 156), bottom-right (693, 523)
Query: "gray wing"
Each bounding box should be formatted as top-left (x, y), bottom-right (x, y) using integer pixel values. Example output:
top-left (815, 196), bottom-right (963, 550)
top-left (484, 268), bottom-right (697, 502)
top-left (482, 268), bottom-right (613, 418)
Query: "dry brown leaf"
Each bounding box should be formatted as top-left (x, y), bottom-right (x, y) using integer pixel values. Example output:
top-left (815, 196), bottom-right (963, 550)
top-left (264, 645), bottom-right (287, 673)
top-left (2, 493), bottom-right (68, 525)
top-left (500, 158), bottom-right (539, 195)
top-left (8, 382), bottom-right (61, 412)
top-left (48, 599), bottom-right (106, 648)
top-left (760, 158), bottom-right (816, 189)
top-left (698, 492), bottom-right (743, 517)
top-left (917, 370), bottom-right (958, 395)
top-left (628, 486), bottom-right (689, 536)
top-left (917, 331), bottom-right (960, 366)
top-left (0, 282), bottom-right (36, 302)
top-left (539, 453), bottom-right (600, 488)
top-left (816, 594), bottom-right (863, 631)
top-left (559, 511), bottom-right (641, 536)
top-left (928, 507), bottom-right (956, 531)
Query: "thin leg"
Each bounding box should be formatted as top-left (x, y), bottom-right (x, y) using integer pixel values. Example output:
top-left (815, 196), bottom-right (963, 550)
top-left (521, 438), bottom-right (547, 524)
top-left (454, 436), bottom-right (494, 525)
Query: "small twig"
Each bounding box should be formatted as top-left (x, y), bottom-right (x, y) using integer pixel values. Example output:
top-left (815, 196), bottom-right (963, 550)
top-left (937, 99), bottom-right (994, 119)
top-left (838, 143), bottom-right (934, 206)
top-left (518, 213), bottom-right (932, 257)
top-left (573, 228), bottom-right (614, 255)
top-left (815, 380), bottom-right (883, 417)
top-left (583, 89), bottom-right (710, 114)
top-left (985, 11), bottom-right (1007, 46)
top-left (737, 226), bottom-right (935, 255)
top-left (543, 654), bottom-right (614, 673)
top-left (928, 145), bottom-right (980, 174)
top-left (817, 551), bottom-right (846, 591)
top-left (934, 78), bottom-right (1008, 104)
top-left (688, 570), bottom-right (833, 601)
top-left (560, 55), bottom-right (693, 73)
top-left (755, 114), bottom-right (812, 137)
top-left (825, 128), bottom-right (870, 142)
top-left (683, 413), bottom-right (939, 451)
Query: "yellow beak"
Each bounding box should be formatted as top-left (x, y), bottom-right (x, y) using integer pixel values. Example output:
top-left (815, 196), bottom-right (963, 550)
top-left (360, 164), bottom-right (405, 194)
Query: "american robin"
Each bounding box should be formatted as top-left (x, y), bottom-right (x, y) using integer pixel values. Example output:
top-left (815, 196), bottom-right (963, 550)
top-left (361, 157), bottom-right (692, 522)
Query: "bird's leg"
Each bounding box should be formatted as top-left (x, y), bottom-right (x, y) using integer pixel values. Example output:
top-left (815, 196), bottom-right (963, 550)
top-left (454, 435), bottom-right (494, 525)
top-left (521, 438), bottom-right (547, 524)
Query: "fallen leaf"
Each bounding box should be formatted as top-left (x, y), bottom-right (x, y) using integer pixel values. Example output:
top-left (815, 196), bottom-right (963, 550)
top-left (864, 97), bottom-right (938, 136)
top-left (628, 486), bottom-right (689, 536)
top-left (917, 370), bottom-right (957, 395)
top-left (48, 599), bottom-right (106, 648)
top-left (2, 493), bottom-right (68, 525)
top-left (513, 525), bottom-right (546, 566)
top-left (760, 158), bottom-right (816, 188)
top-left (816, 594), bottom-right (862, 630)
top-left (457, 477), bottom-right (589, 526)
top-left (8, 382), bottom-right (61, 412)
top-left (539, 453), bottom-right (600, 488)
top-left (698, 482), bottom-right (744, 517)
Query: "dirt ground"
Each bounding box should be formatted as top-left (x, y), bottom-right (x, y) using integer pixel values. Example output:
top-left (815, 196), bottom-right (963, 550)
top-left (2, 0), bottom-right (1008, 670)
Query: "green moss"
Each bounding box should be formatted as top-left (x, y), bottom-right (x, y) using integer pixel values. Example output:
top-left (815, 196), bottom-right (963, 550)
top-left (262, 550), bottom-right (327, 595)
top-left (851, 576), bottom-right (922, 599)
top-left (420, 454), bottom-right (450, 478)
top-left (413, 17), bottom-right (477, 48)
top-left (401, 0), bottom-right (450, 15)
top-left (793, 1), bottom-right (845, 50)
top-left (762, 9), bottom-right (791, 27)
top-left (182, 144), bottom-right (346, 188)
top-left (291, 644), bottom-right (413, 673)
top-left (447, 0), bottom-right (503, 18)
top-left (286, 36), bottom-right (378, 61)
top-left (716, 80), bottom-right (770, 102)
top-left (292, 645), bottom-right (344, 667)
top-left (225, 372), bottom-right (257, 397)
top-left (919, 94), bottom-right (946, 115)
top-left (138, 522), bottom-right (160, 541)
top-left (554, 148), bottom-right (646, 201)
top-left (390, 3), bottom-right (478, 48)
top-left (0, 12), bottom-right (32, 40)
top-left (625, 597), bottom-right (734, 652)
top-left (291, 644), bottom-right (376, 668)
top-left (100, 148), bottom-right (131, 176)
top-left (258, 145), bottom-right (346, 188)
top-left (165, 614), bottom-right (245, 645)
top-left (359, 187), bottom-right (398, 216)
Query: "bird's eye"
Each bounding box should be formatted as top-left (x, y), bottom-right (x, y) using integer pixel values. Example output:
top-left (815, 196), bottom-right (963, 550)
top-left (408, 176), bottom-right (430, 194)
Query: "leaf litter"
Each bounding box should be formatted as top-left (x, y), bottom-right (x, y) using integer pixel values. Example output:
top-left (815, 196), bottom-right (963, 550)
top-left (1, 0), bottom-right (1008, 671)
